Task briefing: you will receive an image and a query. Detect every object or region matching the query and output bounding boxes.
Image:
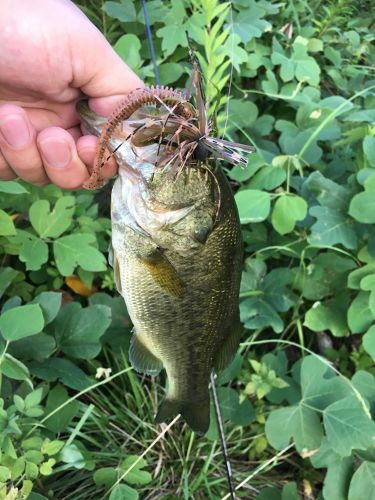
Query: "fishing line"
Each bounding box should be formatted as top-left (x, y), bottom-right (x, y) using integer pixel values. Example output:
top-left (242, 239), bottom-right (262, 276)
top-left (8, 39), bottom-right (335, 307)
top-left (221, 1), bottom-right (235, 140)
top-left (141, 0), bottom-right (160, 86)
top-left (211, 372), bottom-right (236, 500)
top-left (141, 1), bottom-right (237, 498)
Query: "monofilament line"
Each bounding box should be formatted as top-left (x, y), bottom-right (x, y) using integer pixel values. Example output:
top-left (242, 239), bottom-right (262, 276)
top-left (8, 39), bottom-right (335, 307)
top-left (141, 0), bottom-right (160, 86)
top-left (211, 372), bottom-right (236, 499)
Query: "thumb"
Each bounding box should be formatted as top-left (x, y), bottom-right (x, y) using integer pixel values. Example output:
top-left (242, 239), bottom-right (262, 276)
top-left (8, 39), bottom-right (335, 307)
top-left (73, 28), bottom-right (144, 116)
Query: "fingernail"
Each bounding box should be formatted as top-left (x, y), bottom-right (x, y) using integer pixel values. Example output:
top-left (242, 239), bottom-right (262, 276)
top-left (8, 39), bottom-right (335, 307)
top-left (0, 114), bottom-right (32, 149)
top-left (39, 137), bottom-right (72, 168)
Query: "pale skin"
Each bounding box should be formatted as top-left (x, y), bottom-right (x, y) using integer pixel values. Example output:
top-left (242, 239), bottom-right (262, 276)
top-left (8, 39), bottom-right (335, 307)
top-left (0, 0), bottom-right (143, 189)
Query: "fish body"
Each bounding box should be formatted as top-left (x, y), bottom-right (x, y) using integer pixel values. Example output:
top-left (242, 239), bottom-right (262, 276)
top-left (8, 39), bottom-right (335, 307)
top-left (77, 100), bottom-right (243, 433)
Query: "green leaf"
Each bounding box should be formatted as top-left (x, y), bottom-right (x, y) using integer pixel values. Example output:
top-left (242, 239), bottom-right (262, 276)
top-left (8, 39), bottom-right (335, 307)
top-left (29, 197), bottom-right (75, 238)
top-left (93, 467), bottom-right (117, 487)
top-left (28, 357), bottom-right (93, 391)
top-left (300, 356), bottom-right (350, 409)
top-left (235, 190), bottom-right (271, 223)
top-left (9, 333), bottom-right (55, 361)
top-left (229, 99), bottom-right (258, 127)
top-left (114, 34), bottom-right (141, 71)
top-left (89, 292), bottom-right (131, 348)
top-left (43, 385), bottom-right (79, 433)
top-left (309, 206), bottom-right (357, 249)
top-left (22, 436), bottom-right (43, 451)
top-left (53, 233), bottom-right (107, 276)
top-left (0, 180), bottom-right (28, 194)
top-left (348, 264), bottom-right (375, 290)
top-left (323, 396), bottom-right (375, 457)
top-left (271, 196), bottom-right (307, 235)
top-left (103, 1), bottom-right (136, 22)
top-left (1, 354), bottom-right (30, 381)
top-left (363, 136), bottom-right (375, 167)
top-left (348, 461), bottom-right (375, 500)
top-left (0, 466), bottom-right (11, 482)
top-left (325, 46), bottom-right (342, 66)
top-left (349, 191), bottom-right (375, 223)
top-left (0, 304), bottom-right (44, 341)
top-left (10, 457), bottom-right (26, 480)
top-left (24, 462), bottom-right (39, 480)
top-left (216, 353), bottom-right (243, 385)
top-left (39, 458), bottom-right (56, 476)
top-left (136, 0), bottom-right (169, 25)
top-left (241, 266), bottom-right (295, 333)
top-left (13, 230), bottom-right (49, 271)
top-left (232, 4), bottom-right (271, 43)
top-left (248, 166), bottom-right (286, 191)
top-left (109, 484), bottom-right (139, 500)
top-left (156, 25), bottom-right (187, 57)
top-left (363, 325), bottom-right (375, 362)
top-left (347, 291), bottom-right (374, 333)
top-left (256, 487), bottom-right (281, 500)
top-left (59, 443), bottom-right (85, 468)
top-left (0, 209), bottom-right (16, 236)
top-left (262, 69), bottom-right (279, 95)
top-left (304, 299), bottom-right (348, 337)
top-left (323, 456), bottom-right (353, 500)
top-left (0, 267), bottom-right (19, 299)
top-left (293, 37), bottom-right (321, 85)
top-left (31, 292), bottom-right (61, 324)
top-left (25, 388), bottom-right (44, 408)
top-left (121, 455), bottom-right (152, 486)
top-left (292, 405), bottom-right (323, 453)
top-left (265, 406), bottom-right (296, 450)
top-left (215, 387), bottom-right (255, 426)
top-left (53, 303), bottom-right (111, 359)
top-left (281, 482), bottom-right (299, 500)
top-left (304, 171), bottom-right (351, 211)
top-left (41, 439), bottom-right (64, 456)
top-left (26, 451), bottom-right (45, 464)
top-left (158, 63), bottom-right (184, 85)
top-left (266, 400), bottom-right (323, 453)
top-left (352, 371), bottom-right (375, 411)
top-left (241, 296), bottom-right (283, 333)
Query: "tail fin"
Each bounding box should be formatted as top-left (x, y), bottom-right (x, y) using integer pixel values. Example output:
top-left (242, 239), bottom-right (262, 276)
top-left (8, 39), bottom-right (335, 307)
top-left (155, 398), bottom-right (210, 435)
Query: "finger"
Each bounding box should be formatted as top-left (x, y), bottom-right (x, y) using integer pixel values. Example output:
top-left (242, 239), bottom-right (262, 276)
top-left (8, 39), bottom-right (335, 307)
top-left (37, 127), bottom-right (90, 189)
top-left (66, 126), bottom-right (83, 142)
top-left (0, 151), bottom-right (17, 180)
top-left (77, 135), bottom-right (118, 180)
top-left (75, 30), bottom-right (144, 117)
top-left (0, 104), bottom-right (49, 184)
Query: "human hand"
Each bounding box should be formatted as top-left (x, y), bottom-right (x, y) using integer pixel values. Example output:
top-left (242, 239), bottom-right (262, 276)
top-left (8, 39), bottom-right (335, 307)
top-left (0, 0), bottom-right (143, 189)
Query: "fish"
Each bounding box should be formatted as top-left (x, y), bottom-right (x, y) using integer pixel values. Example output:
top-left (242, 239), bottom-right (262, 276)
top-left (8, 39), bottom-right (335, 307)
top-left (77, 96), bottom-right (244, 434)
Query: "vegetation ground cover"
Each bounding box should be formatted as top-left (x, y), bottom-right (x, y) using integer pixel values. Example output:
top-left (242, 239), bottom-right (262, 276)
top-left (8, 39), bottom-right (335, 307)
top-left (0, 0), bottom-right (374, 498)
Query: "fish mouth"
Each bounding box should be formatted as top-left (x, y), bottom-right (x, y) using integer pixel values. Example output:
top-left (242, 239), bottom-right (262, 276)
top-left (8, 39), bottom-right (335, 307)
top-left (76, 98), bottom-right (107, 137)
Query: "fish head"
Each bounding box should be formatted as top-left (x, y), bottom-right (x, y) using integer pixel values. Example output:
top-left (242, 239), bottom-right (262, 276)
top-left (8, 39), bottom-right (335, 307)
top-left (140, 166), bottom-right (217, 253)
top-left (77, 99), bottom-right (218, 253)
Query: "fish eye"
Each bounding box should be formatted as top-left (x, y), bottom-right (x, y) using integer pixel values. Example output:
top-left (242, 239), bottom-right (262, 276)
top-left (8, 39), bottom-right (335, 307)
top-left (193, 226), bottom-right (211, 244)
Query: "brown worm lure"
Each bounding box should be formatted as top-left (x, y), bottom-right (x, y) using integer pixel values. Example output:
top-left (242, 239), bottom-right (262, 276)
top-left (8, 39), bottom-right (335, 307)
top-left (83, 86), bottom-right (194, 190)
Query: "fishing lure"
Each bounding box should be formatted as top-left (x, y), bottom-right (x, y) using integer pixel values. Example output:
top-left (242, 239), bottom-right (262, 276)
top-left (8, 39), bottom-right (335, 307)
top-left (83, 40), bottom-right (255, 191)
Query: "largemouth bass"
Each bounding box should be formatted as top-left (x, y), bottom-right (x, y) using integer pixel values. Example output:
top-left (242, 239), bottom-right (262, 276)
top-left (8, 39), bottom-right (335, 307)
top-left (77, 98), bottom-right (243, 434)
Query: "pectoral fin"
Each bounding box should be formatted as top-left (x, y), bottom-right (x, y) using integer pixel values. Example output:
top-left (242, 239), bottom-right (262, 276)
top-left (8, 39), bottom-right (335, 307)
top-left (139, 251), bottom-right (184, 298)
top-left (109, 247), bottom-right (123, 295)
top-left (129, 332), bottom-right (163, 376)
